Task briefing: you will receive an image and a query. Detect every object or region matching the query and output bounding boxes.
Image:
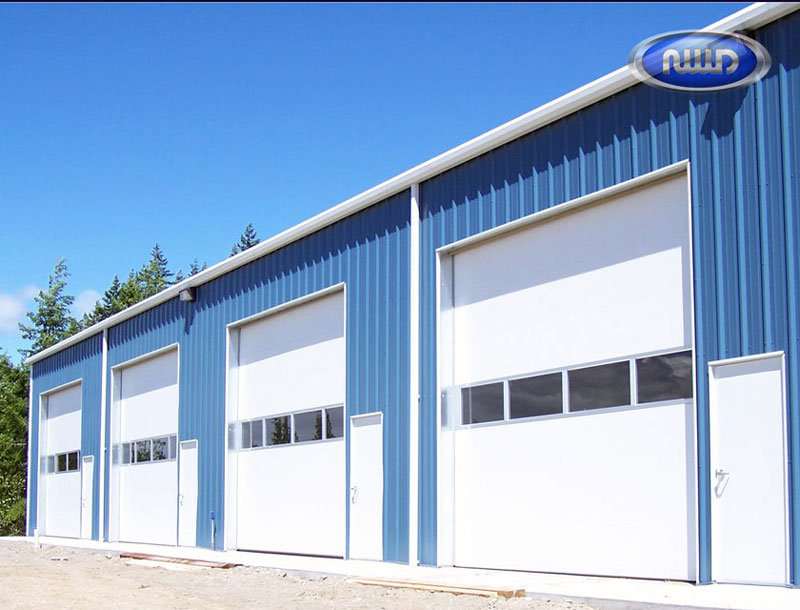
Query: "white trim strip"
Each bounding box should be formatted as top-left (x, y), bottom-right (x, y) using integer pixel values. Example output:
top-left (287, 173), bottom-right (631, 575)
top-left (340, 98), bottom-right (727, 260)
top-left (707, 350), bottom-right (786, 368)
top-left (408, 184), bottom-right (420, 567)
top-left (109, 343), bottom-right (180, 372)
top-left (24, 3), bottom-right (800, 366)
top-left (349, 412), bottom-right (384, 423)
top-left (225, 283), bottom-right (345, 330)
top-left (25, 369), bottom-right (34, 535)
top-left (38, 377), bottom-right (83, 398)
top-left (99, 329), bottom-right (108, 541)
top-left (437, 161), bottom-right (689, 255)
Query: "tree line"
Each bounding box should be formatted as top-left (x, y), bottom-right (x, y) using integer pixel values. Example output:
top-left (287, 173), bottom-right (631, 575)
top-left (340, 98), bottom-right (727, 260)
top-left (0, 224), bottom-right (260, 535)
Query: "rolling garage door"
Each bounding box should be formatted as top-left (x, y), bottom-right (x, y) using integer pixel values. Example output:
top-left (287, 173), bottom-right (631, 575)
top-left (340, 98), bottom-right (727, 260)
top-left (447, 173), bottom-right (696, 579)
top-left (117, 349), bottom-right (179, 545)
top-left (234, 290), bottom-right (345, 556)
top-left (40, 382), bottom-right (82, 538)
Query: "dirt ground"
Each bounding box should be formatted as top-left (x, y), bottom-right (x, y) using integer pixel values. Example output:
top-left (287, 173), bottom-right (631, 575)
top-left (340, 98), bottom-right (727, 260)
top-left (0, 541), bottom-right (597, 610)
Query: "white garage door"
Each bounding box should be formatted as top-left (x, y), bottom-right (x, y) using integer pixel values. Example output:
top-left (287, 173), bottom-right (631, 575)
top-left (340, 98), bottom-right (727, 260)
top-left (448, 174), bottom-right (697, 580)
top-left (118, 349), bottom-right (179, 546)
top-left (41, 383), bottom-right (82, 538)
top-left (235, 291), bottom-right (346, 557)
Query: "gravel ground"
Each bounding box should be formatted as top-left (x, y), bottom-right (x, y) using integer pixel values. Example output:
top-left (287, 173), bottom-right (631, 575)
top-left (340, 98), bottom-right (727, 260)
top-left (0, 541), bottom-right (598, 610)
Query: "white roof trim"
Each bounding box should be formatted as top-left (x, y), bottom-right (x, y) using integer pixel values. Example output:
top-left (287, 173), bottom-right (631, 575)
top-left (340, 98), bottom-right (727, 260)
top-left (26, 2), bottom-right (800, 365)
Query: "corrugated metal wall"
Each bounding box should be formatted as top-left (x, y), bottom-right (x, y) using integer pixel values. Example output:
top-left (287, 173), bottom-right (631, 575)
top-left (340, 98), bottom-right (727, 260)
top-left (29, 333), bottom-right (103, 540)
top-left (418, 12), bottom-right (800, 583)
top-left (105, 191), bottom-right (411, 561)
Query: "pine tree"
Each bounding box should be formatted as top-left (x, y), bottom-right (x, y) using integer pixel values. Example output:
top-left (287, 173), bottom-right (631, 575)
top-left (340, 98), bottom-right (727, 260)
top-left (83, 275), bottom-right (124, 326)
top-left (81, 245), bottom-right (205, 328)
top-left (118, 269), bottom-right (146, 309)
top-left (175, 258), bottom-right (207, 284)
top-left (136, 244), bottom-right (173, 297)
top-left (188, 259), bottom-right (207, 276)
top-left (18, 259), bottom-right (79, 358)
top-left (0, 354), bottom-right (28, 535)
top-left (230, 223), bottom-right (260, 256)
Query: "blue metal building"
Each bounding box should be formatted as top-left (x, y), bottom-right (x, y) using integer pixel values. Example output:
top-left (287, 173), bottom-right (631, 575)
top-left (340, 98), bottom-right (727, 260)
top-left (26, 2), bottom-right (800, 588)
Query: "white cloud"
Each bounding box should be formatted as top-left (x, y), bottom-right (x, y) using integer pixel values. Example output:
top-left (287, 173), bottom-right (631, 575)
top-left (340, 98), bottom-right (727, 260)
top-left (0, 286), bottom-right (39, 336)
top-left (72, 289), bottom-right (102, 318)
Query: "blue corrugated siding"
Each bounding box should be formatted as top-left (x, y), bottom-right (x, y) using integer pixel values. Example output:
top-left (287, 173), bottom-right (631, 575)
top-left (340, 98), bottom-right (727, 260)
top-left (418, 12), bottom-right (800, 582)
top-left (29, 333), bottom-right (103, 540)
top-left (104, 191), bottom-right (411, 561)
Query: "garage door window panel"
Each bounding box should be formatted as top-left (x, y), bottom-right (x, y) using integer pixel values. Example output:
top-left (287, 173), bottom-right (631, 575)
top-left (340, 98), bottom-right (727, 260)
top-left (294, 410), bottom-right (322, 443)
top-left (636, 351), bottom-right (693, 404)
top-left (568, 361), bottom-right (631, 412)
top-left (462, 382), bottom-right (504, 424)
top-left (135, 440), bottom-right (151, 463)
top-left (509, 373), bottom-right (564, 419)
top-left (120, 435), bottom-right (178, 465)
top-left (325, 406), bottom-right (344, 439)
top-left (152, 437), bottom-right (168, 461)
top-left (267, 416), bottom-right (291, 446)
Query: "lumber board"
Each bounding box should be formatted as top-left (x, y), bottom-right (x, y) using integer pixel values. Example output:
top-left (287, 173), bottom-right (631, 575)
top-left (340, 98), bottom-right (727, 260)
top-left (354, 577), bottom-right (525, 599)
top-left (120, 552), bottom-right (240, 569)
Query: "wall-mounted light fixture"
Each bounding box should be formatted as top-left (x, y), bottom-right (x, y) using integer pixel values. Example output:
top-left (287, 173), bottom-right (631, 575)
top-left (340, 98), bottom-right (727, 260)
top-left (179, 287), bottom-right (196, 302)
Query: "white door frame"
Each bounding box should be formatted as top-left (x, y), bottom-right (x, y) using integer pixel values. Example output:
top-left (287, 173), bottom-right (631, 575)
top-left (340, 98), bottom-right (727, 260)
top-left (708, 351), bottom-right (790, 585)
top-left (81, 455), bottom-right (94, 539)
top-left (178, 439), bottom-right (198, 547)
top-left (348, 411), bottom-right (383, 561)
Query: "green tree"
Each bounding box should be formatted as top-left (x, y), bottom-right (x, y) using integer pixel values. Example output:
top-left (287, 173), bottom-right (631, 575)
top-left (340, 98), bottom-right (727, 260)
top-left (82, 275), bottom-right (123, 327)
top-left (188, 258), bottom-right (207, 276)
top-left (136, 244), bottom-right (173, 297)
top-left (18, 259), bottom-right (79, 358)
top-left (174, 258), bottom-right (207, 284)
top-left (83, 244), bottom-right (191, 327)
top-left (230, 223), bottom-right (260, 256)
top-left (0, 354), bottom-right (29, 536)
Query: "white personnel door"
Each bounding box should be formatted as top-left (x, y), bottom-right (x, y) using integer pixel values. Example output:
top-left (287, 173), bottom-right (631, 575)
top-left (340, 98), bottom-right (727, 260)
top-left (80, 455), bottom-right (94, 539)
top-left (709, 353), bottom-right (789, 585)
top-left (178, 440), bottom-right (198, 547)
top-left (348, 413), bottom-right (383, 561)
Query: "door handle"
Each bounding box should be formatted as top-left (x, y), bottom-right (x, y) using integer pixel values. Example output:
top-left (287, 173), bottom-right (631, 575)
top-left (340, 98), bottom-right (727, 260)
top-left (350, 485), bottom-right (358, 505)
top-left (179, 493), bottom-right (184, 507)
top-left (714, 469), bottom-right (730, 498)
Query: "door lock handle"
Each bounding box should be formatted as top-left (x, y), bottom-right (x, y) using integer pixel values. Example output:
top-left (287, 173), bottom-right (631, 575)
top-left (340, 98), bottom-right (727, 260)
top-left (714, 469), bottom-right (730, 498)
top-left (350, 485), bottom-right (358, 505)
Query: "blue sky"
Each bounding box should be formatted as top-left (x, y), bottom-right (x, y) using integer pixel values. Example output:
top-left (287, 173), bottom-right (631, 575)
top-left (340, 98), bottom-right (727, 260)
top-left (0, 2), bottom-right (748, 361)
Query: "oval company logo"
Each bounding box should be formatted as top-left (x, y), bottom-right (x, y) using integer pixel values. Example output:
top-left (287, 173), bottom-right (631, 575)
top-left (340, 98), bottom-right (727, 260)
top-left (629, 31), bottom-right (771, 92)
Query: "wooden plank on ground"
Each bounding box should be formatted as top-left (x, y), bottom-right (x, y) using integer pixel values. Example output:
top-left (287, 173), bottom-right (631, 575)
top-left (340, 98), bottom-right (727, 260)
top-left (120, 552), bottom-right (240, 569)
top-left (354, 577), bottom-right (526, 599)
